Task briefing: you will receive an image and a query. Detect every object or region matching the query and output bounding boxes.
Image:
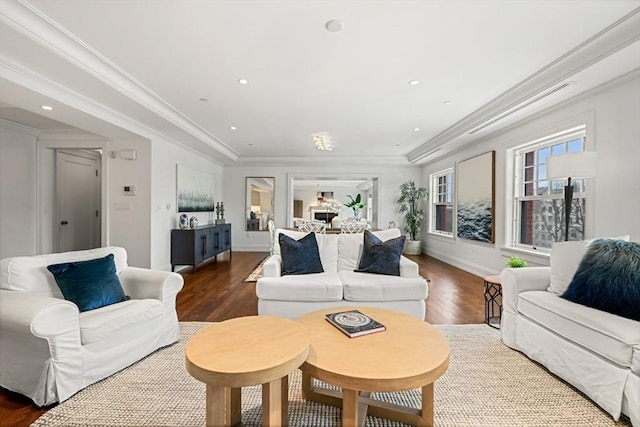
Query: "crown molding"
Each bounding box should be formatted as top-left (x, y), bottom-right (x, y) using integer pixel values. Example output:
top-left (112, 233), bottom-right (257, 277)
top-left (0, 116), bottom-right (40, 136)
top-left (0, 56), bottom-right (223, 166)
top-left (424, 69), bottom-right (639, 165)
top-left (0, 0), bottom-right (237, 162)
top-left (407, 7), bottom-right (640, 164)
top-left (233, 154), bottom-right (412, 166)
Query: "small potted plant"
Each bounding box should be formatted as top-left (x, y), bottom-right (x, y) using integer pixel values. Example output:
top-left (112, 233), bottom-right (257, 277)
top-left (397, 180), bottom-right (428, 255)
top-left (506, 256), bottom-right (528, 268)
top-left (344, 194), bottom-right (365, 217)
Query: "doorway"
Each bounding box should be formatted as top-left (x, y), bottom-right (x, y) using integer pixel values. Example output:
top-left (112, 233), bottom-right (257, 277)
top-left (55, 150), bottom-right (101, 252)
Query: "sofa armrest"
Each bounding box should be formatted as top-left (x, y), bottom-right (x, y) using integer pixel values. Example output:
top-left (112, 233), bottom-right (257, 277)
top-left (118, 267), bottom-right (184, 302)
top-left (501, 267), bottom-right (551, 313)
top-left (0, 289), bottom-right (80, 340)
top-left (262, 255), bottom-right (282, 278)
top-left (399, 256), bottom-right (419, 278)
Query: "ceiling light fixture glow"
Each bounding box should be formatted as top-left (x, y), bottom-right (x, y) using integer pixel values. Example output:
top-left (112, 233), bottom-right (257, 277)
top-left (413, 128), bottom-right (420, 132)
top-left (409, 80), bottom-right (420, 86)
top-left (311, 133), bottom-right (333, 151)
top-left (41, 105), bottom-right (53, 111)
top-left (230, 126), bottom-right (237, 130)
top-left (238, 78), bottom-right (249, 85)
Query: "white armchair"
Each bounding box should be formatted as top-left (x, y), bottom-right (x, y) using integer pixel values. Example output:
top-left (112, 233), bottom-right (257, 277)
top-left (0, 247), bottom-right (183, 406)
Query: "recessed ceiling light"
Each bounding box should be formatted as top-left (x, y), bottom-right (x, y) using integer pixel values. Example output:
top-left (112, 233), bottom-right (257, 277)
top-left (41, 105), bottom-right (53, 111)
top-left (325, 19), bottom-right (344, 32)
top-left (238, 78), bottom-right (249, 85)
top-left (248, 143), bottom-right (253, 146)
top-left (409, 80), bottom-right (420, 86)
top-left (199, 98), bottom-right (208, 102)
top-left (395, 144), bottom-right (401, 147)
top-left (413, 128), bottom-right (420, 132)
top-left (230, 126), bottom-right (237, 130)
top-left (443, 100), bottom-right (452, 105)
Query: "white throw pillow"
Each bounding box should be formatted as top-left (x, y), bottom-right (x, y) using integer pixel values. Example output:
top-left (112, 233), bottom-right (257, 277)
top-left (548, 241), bottom-right (588, 294)
top-left (548, 235), bottom-right (630, 294)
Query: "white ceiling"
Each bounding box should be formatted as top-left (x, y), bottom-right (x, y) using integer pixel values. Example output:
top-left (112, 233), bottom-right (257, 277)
top-left (1, 1), bottom-right (639, 165)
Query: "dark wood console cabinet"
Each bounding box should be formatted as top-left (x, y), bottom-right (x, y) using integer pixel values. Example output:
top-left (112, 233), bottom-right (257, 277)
top-left (171, 224), bottom-right (231, 273)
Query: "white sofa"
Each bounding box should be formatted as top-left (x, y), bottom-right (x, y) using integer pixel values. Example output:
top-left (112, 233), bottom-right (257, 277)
top-left (501, 265), bottom-right (639, 426)
top-left (257, 228), bottom-right (428, 320)
top-left (0, 246), bottom-right (184, 406)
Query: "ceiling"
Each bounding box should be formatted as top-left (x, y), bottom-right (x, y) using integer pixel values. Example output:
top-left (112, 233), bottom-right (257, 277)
top-left (1, 1), bottom-right (639, 165)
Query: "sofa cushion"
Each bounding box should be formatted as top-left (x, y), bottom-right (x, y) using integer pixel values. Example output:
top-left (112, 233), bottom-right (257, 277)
top-left (47, 254), bottom-right (130, 312)
top-left (518, 291), bottom-right (640, 369)
top-left (256, 272), bottom-right (342, 302)
top-left (79, 299), bottom-right (162, 345)
top-left (562, 239), bottom-right (640, 321)
top-left (355, 230), bottom-right (405, 276)
top-left (337, 228), bottom-right (401, 271)
top-left (279, 233), bottom-right (324, 275)
top-left (548, 236), bottom-right (630, 295)
top-left (0, 247), bottom-right (128, 298)
top-left (274, 229), bottom-right (338, 272)
top-left (340, 270), bottom-right (428, 302)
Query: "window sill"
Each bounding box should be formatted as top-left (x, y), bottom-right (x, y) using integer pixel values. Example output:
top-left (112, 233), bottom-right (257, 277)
top-left (500, 246), bottom-right (550, 266)
top-left (427, 232), bottom-right (455, 242)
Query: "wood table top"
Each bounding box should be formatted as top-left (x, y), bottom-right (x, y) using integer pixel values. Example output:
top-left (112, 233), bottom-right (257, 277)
top-left (296, 306), bottom-right (450, 392)
top-left (185, 316), bottom-right (309, 388)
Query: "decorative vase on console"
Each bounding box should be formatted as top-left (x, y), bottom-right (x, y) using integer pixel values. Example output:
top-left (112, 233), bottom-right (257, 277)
top-left (179, 214), bottom-right (189, 230)
top-left (189, 216), bottom-right (198, 230)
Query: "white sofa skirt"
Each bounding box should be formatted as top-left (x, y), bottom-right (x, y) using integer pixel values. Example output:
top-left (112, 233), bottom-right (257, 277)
top-left (258, 299), bottom-right (426, 321)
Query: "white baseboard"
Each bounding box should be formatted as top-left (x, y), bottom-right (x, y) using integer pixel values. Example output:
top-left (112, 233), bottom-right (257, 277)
top-left (424, 250), bottom-right (498, 278)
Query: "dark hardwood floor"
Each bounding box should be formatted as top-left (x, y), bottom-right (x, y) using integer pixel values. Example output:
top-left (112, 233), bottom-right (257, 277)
top-left (0, 252), bottom-right (485, 427)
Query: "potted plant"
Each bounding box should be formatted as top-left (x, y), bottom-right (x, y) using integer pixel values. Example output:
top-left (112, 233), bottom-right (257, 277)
top-left (344, 194), bottom-right (365, 217)
top-left (397, 180), bottom-right (428, 255)
top-left (506, 256), bottom-right (528, 268)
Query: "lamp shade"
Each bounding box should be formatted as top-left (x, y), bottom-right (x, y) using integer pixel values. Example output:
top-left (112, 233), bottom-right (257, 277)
top-left (546, 151), bottom-right (598, 179)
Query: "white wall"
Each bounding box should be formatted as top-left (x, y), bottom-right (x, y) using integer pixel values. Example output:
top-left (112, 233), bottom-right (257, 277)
top-left (0, 119), bottom-right (38, 258)
top-left (108, 138), bottom-right (152, 268)
top-left (225, 165), bottom-right (422, 251)
top-left (422, 73), bottom-right (640, 277)
top-left (150, 137), bottom-right (223, 270)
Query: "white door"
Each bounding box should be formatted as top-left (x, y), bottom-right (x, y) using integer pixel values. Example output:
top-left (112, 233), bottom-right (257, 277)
top-left (56, 150), bottom-right (101, 252)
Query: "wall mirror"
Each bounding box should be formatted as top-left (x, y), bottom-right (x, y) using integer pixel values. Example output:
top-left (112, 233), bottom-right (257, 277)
top-left (245, 177), bottom-right (275, 231)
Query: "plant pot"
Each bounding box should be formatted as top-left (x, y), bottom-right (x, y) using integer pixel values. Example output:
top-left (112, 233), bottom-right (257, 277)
top-left (403, 239), bottom-right (421, 255)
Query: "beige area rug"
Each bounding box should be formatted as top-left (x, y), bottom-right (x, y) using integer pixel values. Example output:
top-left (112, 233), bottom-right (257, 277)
top-left (31, 322), bottom-right (631, 427)
top-left (243, 257), bottom-right (268, 282)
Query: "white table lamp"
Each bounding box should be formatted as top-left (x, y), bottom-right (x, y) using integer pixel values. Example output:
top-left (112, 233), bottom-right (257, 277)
top-left (546, 151), bottom-right (598, 241)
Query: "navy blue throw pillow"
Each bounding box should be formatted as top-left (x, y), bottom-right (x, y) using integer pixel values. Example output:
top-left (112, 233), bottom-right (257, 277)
top-left (279, 232), bottom-right (324, 275)
top-left (561, 239), bottom-right (640, 321)
top-left (355, 230), bottom-right (406, 276)
top-left (47, 254), bottom-right (130, 312)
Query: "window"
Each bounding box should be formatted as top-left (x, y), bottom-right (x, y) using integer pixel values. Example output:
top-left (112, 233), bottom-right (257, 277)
top-left (513, 127), bottom-right (587, 251)
top-left (430, 168), bottom-right (454, 236)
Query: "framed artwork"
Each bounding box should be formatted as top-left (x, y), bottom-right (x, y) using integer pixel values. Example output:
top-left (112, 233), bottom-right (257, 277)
top-left (456, 151), bottom-right (495, 243)
top-left (176, 164), bottom-right (215, 212)
top-left (317, 191), bottom-right (334, 205)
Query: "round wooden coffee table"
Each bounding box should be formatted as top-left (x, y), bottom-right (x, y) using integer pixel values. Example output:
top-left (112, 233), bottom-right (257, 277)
top-left (186, 316), bottom-right (309, 427)
top-left (296, 306), bottom-right (450, 427)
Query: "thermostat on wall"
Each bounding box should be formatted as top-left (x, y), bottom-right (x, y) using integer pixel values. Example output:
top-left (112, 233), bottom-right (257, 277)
top-left (123, 185), bottom-right (136, 195)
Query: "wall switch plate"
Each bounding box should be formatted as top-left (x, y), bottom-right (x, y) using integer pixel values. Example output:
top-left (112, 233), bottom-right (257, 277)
top-left (123, 185), bottom-right (136, 195)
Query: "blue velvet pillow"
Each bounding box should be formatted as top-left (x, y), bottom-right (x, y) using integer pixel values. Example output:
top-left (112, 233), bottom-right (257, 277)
top-left (355, 230), bottom-right (406, 276)
top-left (279, 232), bottom-right (324, 275)
top-left (47, 254), bottom-right (129, 312)
top-left (561, 239), bottom-right (640, 321)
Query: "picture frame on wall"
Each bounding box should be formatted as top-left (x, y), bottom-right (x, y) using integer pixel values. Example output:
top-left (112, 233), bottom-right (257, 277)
top-left (176, 164), bottom-right (215, 212)
top-left (456, 151), bottom-right (495, 243)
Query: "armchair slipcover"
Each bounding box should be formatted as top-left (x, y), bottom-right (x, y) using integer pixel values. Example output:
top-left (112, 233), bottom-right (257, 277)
top-left (0, 247), bottom-right (183, 406)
